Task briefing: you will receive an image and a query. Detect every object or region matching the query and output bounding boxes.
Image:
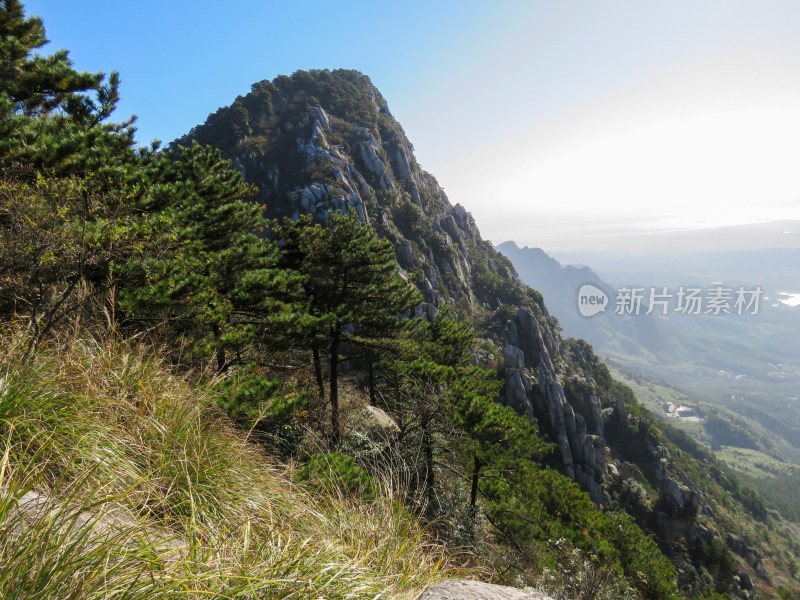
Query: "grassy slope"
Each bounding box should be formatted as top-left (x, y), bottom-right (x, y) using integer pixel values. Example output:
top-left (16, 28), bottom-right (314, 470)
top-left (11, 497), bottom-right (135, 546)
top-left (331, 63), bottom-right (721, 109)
top-left (716, 447), bottom-right (800, 524)
top-left (0, 329), bottom-right (469, 599)
top-left (606, 364), bottom-right (800, 597)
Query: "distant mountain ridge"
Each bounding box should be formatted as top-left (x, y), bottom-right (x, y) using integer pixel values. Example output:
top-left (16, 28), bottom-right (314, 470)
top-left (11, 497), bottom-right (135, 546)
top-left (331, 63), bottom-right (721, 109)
top-left (525, 219), bottom-right (800, 254)
top-left (496, 240), bottom-right (672, 361)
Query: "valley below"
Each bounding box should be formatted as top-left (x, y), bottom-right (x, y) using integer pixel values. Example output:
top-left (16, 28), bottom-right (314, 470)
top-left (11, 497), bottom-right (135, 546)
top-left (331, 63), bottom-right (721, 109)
top-left (499, 241), bottom-right (800, 526)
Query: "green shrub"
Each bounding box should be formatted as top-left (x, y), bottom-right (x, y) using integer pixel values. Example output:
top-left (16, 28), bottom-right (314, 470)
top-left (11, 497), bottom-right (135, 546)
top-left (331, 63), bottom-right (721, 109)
top-left (295, 452), bottom-right (378, 502)
top-left (212, 367), bottom-right (307, 456)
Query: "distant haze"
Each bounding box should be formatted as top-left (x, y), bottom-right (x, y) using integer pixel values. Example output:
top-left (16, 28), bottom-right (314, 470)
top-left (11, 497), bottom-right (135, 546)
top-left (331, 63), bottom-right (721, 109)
top-left (504, 220), bottom-right (800, 255)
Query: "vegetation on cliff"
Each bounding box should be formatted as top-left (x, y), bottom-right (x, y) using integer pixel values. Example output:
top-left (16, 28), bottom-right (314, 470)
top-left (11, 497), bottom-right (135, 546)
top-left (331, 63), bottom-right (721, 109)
top-left (2, 2), bottom-right (799, 599)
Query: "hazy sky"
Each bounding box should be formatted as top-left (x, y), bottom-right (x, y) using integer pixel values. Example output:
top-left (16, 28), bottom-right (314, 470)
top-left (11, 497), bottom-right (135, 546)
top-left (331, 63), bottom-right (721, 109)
top-left (23, 1), bottom-right (800, 251)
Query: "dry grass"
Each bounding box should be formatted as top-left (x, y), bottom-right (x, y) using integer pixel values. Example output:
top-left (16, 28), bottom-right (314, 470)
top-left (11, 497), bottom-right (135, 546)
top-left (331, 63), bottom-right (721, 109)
top-left (0, 328), bottom-right (471, 599)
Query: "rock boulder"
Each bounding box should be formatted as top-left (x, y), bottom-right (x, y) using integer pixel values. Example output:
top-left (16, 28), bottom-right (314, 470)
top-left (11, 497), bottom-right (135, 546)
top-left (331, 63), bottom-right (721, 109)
top-left (416, 580), bottom-right (554, 600)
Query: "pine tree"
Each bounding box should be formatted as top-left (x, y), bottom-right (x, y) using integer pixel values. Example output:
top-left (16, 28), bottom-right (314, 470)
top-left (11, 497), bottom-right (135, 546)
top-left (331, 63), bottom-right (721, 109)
top-left (0, 2), bottom-right (294, 365)
top-left (117, 143), bottom-right (281, 371)
top-left (0, 0), bottom-right (138, 351)
top-left (273, 212), bottom-right (421, 445)
top-left (379, 314), bottom-right (480, 507)
top-left (0, 0), bottom-right (137, 180)
top-left (382, 313), bottom-right (550, 513)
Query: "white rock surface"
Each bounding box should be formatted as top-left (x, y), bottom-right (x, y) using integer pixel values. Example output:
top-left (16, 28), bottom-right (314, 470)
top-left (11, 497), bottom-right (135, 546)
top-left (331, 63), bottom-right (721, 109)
top-left (415, 580), bottom-right (554, 600)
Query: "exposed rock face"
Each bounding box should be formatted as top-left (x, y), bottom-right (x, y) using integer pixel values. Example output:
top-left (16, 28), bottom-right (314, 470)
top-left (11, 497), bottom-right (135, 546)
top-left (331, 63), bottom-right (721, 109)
top-left (351, 405), bottom-right (400, 436)
top-left (499, 307), bottom-right (611, 503)
top-left (353, 127), bottom-right (394, 190)
top-left (726, 534), bottom-right (767, 577)
top-left (9, 490), bottom-right (185, 557)
top-left (290, 106), bottom-right (374, 223)
top-left (658, 476), bottom-right (700, 518)
top-left (416, 580), bottom-right (553, 600)
top-left (396, 238), bottom-right (414, 269)
top-left (612, 461), bottom-right (644, 481)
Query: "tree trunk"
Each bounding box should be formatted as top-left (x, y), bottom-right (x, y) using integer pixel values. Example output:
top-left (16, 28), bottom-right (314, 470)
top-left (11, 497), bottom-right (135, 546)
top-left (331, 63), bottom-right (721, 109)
top-left (211, 323), bottom-right (227, 374)
top-left (422, 417), bottom-right (435, 507)
top-left (329, 326), bottom-right (341, 446)
top-left (312, 347), bottom-right (325, 400)
top-left (393, 371), bottom-right (401, 413)
top-left (470, 456), bottom-right (482, 508)
top-left (367, 359), bottom-right (376, 405)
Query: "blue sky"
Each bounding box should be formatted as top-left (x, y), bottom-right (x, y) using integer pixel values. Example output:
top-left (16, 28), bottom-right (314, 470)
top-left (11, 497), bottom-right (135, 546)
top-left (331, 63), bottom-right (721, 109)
top-left (23, 1), bottom-right (800, 251)
top-left (23, 0), bottom-right (504, 147)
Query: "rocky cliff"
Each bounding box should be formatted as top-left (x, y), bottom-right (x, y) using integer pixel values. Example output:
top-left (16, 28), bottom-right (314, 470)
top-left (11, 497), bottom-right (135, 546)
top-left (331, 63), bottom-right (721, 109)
top-left (173, 69), bottom-right (798, 598)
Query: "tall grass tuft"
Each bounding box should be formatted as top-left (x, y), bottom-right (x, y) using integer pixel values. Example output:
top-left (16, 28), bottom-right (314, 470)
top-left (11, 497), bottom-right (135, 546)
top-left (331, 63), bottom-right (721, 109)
top-left (0, 328), bottom-right (470, 599)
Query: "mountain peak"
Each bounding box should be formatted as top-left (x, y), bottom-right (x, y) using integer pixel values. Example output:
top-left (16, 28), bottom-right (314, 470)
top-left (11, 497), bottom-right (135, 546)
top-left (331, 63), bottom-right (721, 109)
top-left (173, 70), bottom-right (536, 315)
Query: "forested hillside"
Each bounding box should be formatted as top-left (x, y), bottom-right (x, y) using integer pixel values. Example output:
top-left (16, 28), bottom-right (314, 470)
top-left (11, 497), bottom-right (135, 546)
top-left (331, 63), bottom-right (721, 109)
top-left (1, 2), bottom-right (798, 599)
